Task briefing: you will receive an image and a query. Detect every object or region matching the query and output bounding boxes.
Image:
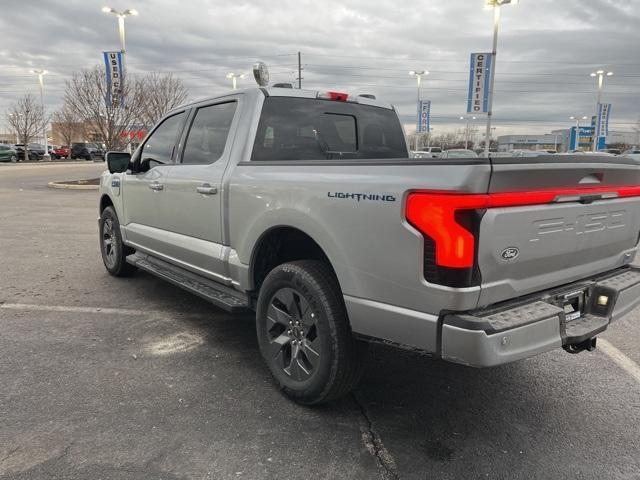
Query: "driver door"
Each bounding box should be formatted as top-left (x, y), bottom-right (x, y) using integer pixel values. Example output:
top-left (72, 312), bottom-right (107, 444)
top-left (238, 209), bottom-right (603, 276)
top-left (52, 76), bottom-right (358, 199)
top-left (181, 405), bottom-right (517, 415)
top-left (120, 111), bottom-right (186, 255)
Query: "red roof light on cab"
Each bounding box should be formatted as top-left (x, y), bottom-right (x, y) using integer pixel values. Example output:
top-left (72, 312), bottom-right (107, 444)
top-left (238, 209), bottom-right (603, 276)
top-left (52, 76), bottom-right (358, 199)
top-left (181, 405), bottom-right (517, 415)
top-left (317, 91), bottom-right (353, 102)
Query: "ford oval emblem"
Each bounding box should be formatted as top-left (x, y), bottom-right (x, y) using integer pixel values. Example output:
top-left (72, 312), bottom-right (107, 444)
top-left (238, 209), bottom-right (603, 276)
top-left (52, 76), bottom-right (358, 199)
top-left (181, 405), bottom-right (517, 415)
top-left (501, 247), bottom-right (519, 260)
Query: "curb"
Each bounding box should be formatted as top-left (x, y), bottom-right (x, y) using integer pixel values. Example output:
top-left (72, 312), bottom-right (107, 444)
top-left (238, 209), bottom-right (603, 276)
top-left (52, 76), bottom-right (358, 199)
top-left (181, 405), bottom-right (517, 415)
top-left (47, 181), bottom-right (99, 190)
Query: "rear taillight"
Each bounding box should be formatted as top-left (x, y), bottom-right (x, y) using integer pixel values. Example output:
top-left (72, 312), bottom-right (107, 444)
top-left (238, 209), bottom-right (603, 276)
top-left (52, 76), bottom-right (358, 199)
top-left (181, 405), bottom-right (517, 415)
top-left (406, 193), bottom-right (485, 287)
top-left (406, 186), bottom-right (640, 288)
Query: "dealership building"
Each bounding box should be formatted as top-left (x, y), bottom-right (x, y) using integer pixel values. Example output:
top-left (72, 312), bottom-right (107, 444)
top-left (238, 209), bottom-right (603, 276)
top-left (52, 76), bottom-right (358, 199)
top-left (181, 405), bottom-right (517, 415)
top-left (497, 129), bottom-right (639, 152)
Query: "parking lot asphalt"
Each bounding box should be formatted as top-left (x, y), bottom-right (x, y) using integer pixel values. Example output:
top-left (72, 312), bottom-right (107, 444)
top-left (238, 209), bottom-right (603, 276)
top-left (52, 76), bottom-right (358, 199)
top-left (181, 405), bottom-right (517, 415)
top-left (1, 162), bottom-right (639, 480)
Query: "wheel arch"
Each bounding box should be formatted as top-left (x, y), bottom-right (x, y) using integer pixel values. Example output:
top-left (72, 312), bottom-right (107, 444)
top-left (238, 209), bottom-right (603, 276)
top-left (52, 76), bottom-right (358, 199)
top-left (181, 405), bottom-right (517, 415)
top-left (99, 194), bottom-right (114, 213)
top-left (249, 225), bottom-right (343, 296)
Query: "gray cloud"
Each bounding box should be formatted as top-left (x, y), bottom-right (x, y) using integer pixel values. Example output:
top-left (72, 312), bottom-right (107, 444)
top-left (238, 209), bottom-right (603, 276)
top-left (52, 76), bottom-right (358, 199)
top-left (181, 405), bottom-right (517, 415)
top-left (0, 0), bottom-right (638, 136)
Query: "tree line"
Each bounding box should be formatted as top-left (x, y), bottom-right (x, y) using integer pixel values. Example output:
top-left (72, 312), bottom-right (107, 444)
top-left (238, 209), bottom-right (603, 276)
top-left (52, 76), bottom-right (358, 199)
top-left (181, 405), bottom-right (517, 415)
top-left (5, 67), bottom-right (188, 160)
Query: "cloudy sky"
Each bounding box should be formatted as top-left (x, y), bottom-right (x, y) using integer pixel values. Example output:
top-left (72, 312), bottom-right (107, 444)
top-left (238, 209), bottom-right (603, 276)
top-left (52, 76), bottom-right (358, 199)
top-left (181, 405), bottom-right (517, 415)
top-left (1, 0), bottom-right (639, 137)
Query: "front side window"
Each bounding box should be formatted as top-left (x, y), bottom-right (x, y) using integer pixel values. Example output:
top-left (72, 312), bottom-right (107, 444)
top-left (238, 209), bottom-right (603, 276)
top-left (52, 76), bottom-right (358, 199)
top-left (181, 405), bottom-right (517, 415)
top-left (182, 102), bottom-right (237, 164)
top-left (251, 97), bottom-right (407, 161)
top-left (140, 112), bottom-right (185, 167)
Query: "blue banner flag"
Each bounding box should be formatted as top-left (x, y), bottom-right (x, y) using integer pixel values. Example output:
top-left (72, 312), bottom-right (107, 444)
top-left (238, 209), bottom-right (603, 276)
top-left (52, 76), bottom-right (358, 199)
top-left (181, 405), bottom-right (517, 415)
top-left (103, 51), bottom-right (124, 107)
top-left (595, 103), bottom-right (611, 139)
top-left (417, 100), bottom-right (431, 133)
top-left (467, 53), bottom-right (493, 114)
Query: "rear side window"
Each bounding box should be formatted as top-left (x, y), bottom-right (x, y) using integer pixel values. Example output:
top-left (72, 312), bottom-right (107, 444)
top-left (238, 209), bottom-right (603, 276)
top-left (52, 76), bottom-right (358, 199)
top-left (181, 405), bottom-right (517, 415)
top-left (182, 102), bottom-right (237, 164)
top-left (251, 97), bottom-right (407, 161)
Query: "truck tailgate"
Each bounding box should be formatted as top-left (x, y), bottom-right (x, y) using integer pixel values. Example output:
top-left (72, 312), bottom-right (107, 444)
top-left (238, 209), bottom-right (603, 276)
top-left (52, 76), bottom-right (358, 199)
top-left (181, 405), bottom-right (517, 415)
top-left (477, 156), bottom-right (640, 307)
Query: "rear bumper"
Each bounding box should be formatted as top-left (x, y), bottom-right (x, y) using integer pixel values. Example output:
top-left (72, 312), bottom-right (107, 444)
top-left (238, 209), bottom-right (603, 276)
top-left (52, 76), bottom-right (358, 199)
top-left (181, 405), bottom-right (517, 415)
top-left (440, 266), bottom-right (640, 367)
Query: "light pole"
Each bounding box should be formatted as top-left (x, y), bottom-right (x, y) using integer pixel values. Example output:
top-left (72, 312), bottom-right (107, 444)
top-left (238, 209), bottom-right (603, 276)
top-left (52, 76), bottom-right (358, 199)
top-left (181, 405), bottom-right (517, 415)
top-left (102, 7), bottom-right (137, 153)
top-left (569, 115), bottom-right (588, 151)
top-left (409, 70), bottom-right (429, 151)
top-left (226, 73), bottom-right (245, 90)
top-left (102, 7), bottom-right (138, 55)
top-left (460, 116), bottom-right (477, 149)
top-left (31, 69), bottom-right (50, 161)
top-left (483, 0), bottom-right (519, 158)
top-left (590, 69), bottom-right (613, 152)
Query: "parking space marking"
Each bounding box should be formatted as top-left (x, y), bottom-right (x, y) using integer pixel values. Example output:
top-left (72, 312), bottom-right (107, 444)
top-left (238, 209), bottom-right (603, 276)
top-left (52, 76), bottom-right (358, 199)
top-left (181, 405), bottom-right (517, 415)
top-left (0, 302), bottom-right (157, 317)
top-left (599, 339), bottom-right (640, 384)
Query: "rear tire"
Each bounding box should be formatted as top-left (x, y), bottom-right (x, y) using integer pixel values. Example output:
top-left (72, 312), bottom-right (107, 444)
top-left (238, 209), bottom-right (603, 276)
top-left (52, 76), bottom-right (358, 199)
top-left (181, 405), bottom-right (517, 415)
top-left (99, 206), bottom-right (136, 277)
top-left (256, 260), bottom-right (367, 405)
top-left (10, 155), bottom-right (16, 163)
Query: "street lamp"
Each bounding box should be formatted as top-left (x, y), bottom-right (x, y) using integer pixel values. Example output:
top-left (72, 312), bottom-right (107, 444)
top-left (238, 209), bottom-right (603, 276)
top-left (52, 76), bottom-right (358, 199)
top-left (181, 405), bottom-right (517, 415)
top-left (589, 69), bottom-right (613, 151)
top-left (482, 0), bottom-right (519, 158)
top-left (31, 69), bottom-right (50, 161)
top-left (569, 115), bottom-right (588, 151)
top-left (102, 7), bottom-right (138, 54)
top-left (409, 70), bottom-right (429, 151)
top-left (226, 73), bottom-right (245, 90)
top-left (460, 116), bottom-right (477, 150)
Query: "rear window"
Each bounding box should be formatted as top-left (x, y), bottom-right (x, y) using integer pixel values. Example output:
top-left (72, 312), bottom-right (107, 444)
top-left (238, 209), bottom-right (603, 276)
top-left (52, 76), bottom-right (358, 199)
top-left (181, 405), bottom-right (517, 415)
top-left (431, 147), bottom-right (442, 153)
top-left (251, 97), bottom-right (407, 161)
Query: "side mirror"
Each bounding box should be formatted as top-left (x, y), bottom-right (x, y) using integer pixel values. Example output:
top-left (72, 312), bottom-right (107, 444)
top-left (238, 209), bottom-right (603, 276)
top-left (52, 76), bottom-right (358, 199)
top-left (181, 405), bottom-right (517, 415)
top-left (106, 151), bottom-right (131, 173)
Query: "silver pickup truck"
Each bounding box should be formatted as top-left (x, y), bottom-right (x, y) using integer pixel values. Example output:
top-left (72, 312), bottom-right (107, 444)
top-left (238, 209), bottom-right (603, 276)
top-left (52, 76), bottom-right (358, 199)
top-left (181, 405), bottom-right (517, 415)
top-left (99, 87), bottom-right (640, 404)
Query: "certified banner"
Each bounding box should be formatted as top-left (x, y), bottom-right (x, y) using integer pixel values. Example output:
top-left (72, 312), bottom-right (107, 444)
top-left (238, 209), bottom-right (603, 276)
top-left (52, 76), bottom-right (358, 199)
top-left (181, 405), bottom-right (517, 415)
top-left (103, 51), bottom-right (124, 107)
top-left (467, 53), bottom-right (493, 114)
top-left (417, 100), bottom-right (431, 133)
top-left (595, 103), bottom-right (611, 139)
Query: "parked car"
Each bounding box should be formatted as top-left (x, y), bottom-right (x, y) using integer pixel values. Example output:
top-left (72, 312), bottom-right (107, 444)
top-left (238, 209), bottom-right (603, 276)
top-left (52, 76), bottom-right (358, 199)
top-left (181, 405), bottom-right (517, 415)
top-left (413, 147), bottom-right (442, 158)
top-left (440, 148), bottom-right (478, 158)
top-left (28, 143), bottom-right (46, 157)
top-left (622, 149), bottom-right (640, 161)
top-left (507, 149), bottom-right (549, 157)
top-left (51, 146), bottom-right (70, 159)
top-left (71, 142), bottom-right (104, 160)
top-left (599, 148), bottom-right (621, 155)
top-left (99, 87), bottom-right (640, 405)
top-left (0, 144), bottom-right (18, 162)
top-left (13, 144), bottom-right (40, 161)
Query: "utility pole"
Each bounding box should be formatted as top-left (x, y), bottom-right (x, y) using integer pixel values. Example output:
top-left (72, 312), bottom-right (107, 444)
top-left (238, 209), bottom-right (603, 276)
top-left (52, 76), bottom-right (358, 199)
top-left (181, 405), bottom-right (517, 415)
top-left (297, 52), bottom-right (303, 89)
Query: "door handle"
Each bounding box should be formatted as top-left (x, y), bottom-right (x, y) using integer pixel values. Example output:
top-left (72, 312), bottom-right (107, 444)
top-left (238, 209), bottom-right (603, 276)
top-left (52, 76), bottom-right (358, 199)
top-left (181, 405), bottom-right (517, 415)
top-left (149, 182), bottom-right (164, 191)
top-left (196, 184), bottom-right (218, 195)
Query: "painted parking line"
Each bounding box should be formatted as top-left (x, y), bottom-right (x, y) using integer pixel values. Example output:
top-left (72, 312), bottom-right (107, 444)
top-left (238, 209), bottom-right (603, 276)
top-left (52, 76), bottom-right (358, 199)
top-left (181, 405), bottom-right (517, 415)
top-left (599, 339), bottom-right (640, 384)
top-left (0, 302), bottom-right (158, 317)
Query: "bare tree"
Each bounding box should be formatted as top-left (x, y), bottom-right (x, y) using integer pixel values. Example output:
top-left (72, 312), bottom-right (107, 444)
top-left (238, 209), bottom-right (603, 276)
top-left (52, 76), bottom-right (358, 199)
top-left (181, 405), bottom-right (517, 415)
top-left (52, 105), bottom-right (84, 156)
top-left (632, 117), bottom-right (640, 147)
top-left (64, 66), bottom-right (146, 150)
top-left (139, 72), bottom-right (189, 128)
top-left (5, 94), bottom-right (45, 161)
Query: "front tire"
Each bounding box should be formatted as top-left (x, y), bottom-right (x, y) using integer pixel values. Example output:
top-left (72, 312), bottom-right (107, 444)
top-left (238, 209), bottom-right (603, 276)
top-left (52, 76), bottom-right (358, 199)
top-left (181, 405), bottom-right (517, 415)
top-left (99, 206), bottom-right (136, 277)
top-left (256, 260), bottom-right (367, 405)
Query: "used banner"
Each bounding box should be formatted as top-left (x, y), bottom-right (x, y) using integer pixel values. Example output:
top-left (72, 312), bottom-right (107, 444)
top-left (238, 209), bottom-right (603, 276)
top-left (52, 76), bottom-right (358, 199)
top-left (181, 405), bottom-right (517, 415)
top-left (467, 52), bottom-right (493, 114)
top-left (103, 51), bottom-right (124, 107)
top-left (417, 100), bottom-right (431, 133)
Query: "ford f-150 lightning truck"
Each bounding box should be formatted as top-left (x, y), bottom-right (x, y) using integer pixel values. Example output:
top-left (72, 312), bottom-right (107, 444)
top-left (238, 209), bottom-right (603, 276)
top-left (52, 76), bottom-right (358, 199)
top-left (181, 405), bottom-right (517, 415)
top-left (99, 87), bottom-right (640, 404)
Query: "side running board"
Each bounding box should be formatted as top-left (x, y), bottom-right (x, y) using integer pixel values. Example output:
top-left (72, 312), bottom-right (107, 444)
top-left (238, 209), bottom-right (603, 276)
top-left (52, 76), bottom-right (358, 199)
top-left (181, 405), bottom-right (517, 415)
top-left (126, 253), bottom-right (250, 313)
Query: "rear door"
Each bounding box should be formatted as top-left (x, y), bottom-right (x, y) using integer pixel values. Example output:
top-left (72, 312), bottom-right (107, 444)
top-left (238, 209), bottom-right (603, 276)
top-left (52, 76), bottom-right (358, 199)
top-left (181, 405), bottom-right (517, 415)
top-left (121, 111), bottom-right (186, 254)
top-left (477, 155), bottom-right (640, 306)
top-left (159, 99), bottom-right (240, 282)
